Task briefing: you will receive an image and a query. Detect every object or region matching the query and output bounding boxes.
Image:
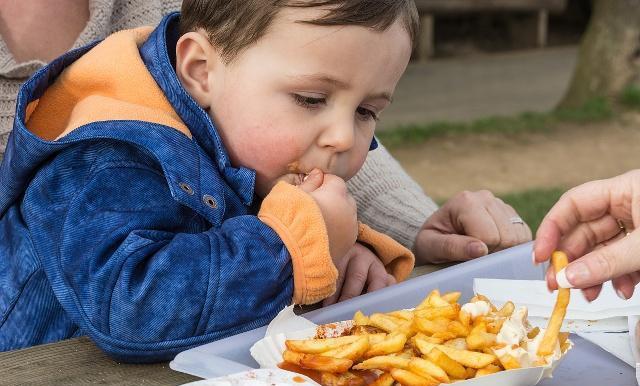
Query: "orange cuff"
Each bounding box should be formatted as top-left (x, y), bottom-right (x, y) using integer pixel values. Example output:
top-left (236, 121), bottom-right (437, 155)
top-left (258, 181), bottom-right (337, 305)
top-left (357, 223), bottom-right (415, 282)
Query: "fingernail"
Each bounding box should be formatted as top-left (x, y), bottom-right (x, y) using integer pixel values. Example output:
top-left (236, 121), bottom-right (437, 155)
top-left (467, 242), bottom-right (487, 258)
top-left (531, 251), bottom-right (538, 266)
top-left (555, 268), bottom-right (575, 289)
top-left (616, 289), bottom-right (628, 300)
top-left (565, 262), bottom-right (591, 286)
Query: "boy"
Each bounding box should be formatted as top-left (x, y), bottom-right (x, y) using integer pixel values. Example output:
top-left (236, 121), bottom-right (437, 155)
top-left (0, 0), bottom-right (416, 361)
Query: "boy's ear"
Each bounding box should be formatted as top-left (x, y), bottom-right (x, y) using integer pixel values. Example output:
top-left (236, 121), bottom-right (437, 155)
top-left (175, 31), bottom-right (219, 109)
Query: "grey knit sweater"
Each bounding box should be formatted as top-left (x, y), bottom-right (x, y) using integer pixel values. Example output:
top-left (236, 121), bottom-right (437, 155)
top-left (0, 0), bottom-right (438, 250)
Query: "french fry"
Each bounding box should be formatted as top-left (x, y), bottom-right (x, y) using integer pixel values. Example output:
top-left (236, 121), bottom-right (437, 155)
top-left (353, 310), bottom-right (370, 326)
top-left (537, 251), bottom-right (570, 357)
top-left (415, 304), bottom-right (460, 320)
top-left (390, 368), bottom-right (439, 386)
top-left (496, 301), bottom-right (515, 318)
top-left (408, 357), bottom-right (450, 383)
top-left (416, 289), bottom-right (441, 310)
top-left (426, 344), bottom-right (497, 369)
top-left (425, 348), bottom-right (467, 380)
top-left (388, 310), bottom-right (414, 321)
top-left (363, 333), bottom-right (387, 346)
top-left (285, 335), bottom-right (361, 353)
top-left (475, 364), bottom-right (502, 377)
top-left (364, 331), bottom-right (407, 357)
top-left (369, 373), bottom-right (394, 386)
top-left (431, 331), bottom-right (458, 341)
top-left (282, 350), bottom-right (353, 373)
top-left (352, 355), bottom-right (410, 371)
top-left (320, 336), bottom-right (369, 360)
top-left (370, 313), bottom-right (401, 332)
top-left (465, 367), bottom-right (477, 379)
top-left (414, 317), bottom-right (448, 335)
top-left (527, 326), bottom-right (541, 339)
top-left (443, 337), bottom-right (468, 350)
top-left (428, 292), bottom-right (451, 308)
top-left (498, 353), bottom-right (521, 370)
top-left (320, 371), bottom-right (365, 386)
top-left (442, 291), bottom-right (462, 304)
top-left (470, 294), bottom-right (496, 311)
top-left (466, 322), bottom-right (497, 350)
top-left (485, 318), bottom-right (506, 334)
top-left (447, 320), bottom-right (470, 337)
top-left (459, 310), bottom-right (471, 328)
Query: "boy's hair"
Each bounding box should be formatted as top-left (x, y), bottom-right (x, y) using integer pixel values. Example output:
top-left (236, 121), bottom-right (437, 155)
top-left (180, 0), bottom-right (419, 63)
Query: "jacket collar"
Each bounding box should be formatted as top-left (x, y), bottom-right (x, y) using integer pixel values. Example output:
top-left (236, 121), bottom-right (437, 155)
top-left (139, 13), bottom-right (255, 206)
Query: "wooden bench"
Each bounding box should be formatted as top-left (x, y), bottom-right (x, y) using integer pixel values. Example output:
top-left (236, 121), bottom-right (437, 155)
top-left (415, 0), bottom-right (568, 60)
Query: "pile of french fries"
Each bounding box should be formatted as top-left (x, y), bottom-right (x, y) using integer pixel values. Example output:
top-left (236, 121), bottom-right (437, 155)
top-left (283, 282), bottom-right (571, 386)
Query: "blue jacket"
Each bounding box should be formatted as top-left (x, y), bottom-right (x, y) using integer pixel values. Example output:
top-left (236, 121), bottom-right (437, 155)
top-left (0, 13), bottom-right (412, 362)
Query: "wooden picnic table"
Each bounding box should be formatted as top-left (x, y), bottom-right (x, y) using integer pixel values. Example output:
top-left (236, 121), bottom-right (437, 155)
top-left (0, 266), bottom-right (441, 385)
top-left (0, 337), bottom-right (200, 386)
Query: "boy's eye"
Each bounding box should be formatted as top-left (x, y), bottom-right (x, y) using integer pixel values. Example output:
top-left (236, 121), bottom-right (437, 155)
top-left (293, 94), bottom-right (326, 108)
top-left (356, 106), bottom-right (379, 122)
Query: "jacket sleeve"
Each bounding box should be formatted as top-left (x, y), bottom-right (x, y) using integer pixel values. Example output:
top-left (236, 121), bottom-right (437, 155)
top-left (347, 142), bottom-right (439, 252)
top-left (26, 157), bottom-right (334, 362)
top-left (356, 222), bottom-right (415, 282)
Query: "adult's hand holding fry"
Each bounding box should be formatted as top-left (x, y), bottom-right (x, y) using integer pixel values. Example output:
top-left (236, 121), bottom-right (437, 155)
top-left (533, 170), bottom-right (640, 301)
top-left (414, 190), bottom-right (532, 264)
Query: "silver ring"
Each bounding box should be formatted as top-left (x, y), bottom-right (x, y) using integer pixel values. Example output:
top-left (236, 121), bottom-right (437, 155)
top-left (510, 216), bottom-right (524, 225)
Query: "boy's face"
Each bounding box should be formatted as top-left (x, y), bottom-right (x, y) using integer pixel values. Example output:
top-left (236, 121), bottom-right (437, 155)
top-left (202, 8), bottom-right (412, 197)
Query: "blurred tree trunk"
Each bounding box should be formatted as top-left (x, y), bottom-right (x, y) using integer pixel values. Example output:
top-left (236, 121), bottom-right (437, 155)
top-left (558, 0), bottom-right (640, 109)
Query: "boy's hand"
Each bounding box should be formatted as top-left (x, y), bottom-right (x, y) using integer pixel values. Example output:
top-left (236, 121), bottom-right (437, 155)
top-left (299, 169), bottom-right (358, 262)
top-left (322, 242), bottom-right (396, 306)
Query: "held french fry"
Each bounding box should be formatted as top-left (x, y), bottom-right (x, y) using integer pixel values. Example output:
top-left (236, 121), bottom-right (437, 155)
top-left (538, 250), bottom-right (570, 357)
top-left (282, 349), bottom-right (353, 373)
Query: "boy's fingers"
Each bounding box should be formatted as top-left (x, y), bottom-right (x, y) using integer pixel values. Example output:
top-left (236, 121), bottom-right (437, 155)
top-left (365, 264), bottom-right (392, 293)
top-left (337, 256), bottom-right (370, 303)
top-left (298, 168), bottom-right (324, 193)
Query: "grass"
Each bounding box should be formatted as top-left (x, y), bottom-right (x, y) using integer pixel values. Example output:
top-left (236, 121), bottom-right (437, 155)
top-left (498, 187), bottom-right (566, 234)
top-left (378, 97), bottom-right (614, 148)
top-left (620, 85), bottom-right (640, 110)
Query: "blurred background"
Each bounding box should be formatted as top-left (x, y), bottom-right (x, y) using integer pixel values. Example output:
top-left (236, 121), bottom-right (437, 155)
top-left (378, 0), bottom-right (640, 232)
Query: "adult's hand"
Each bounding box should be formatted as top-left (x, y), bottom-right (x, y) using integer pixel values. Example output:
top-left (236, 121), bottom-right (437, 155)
top-left (414, 190), bottom-right (532, 264)
top-left (533, 170), bottom-right (640, 301)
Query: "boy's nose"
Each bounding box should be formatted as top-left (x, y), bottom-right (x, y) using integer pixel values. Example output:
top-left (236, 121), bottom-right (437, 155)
top-left (318, 119), bottom-right (355, 153)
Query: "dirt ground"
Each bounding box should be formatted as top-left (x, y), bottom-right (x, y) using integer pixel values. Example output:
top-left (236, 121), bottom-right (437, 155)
top-left (389, 115), bottom-right (640, 200)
